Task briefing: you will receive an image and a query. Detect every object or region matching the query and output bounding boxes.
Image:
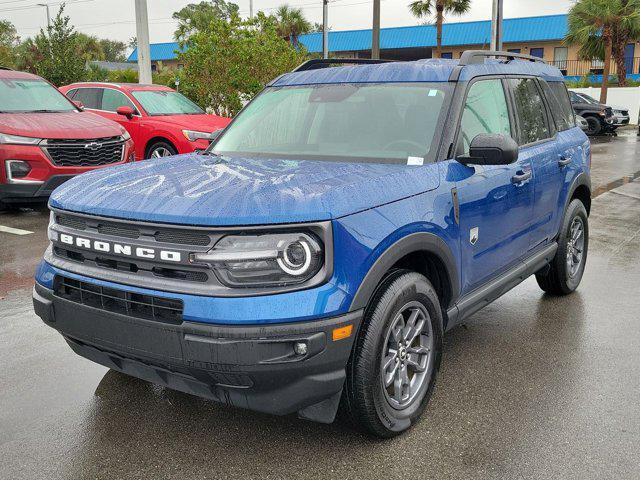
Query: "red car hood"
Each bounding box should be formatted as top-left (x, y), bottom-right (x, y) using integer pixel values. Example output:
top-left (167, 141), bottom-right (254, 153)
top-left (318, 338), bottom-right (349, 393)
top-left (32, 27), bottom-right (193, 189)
top-left (0, 111), bottom-right (123, 139)
top-left (148, 114), bottom-right (230, 132)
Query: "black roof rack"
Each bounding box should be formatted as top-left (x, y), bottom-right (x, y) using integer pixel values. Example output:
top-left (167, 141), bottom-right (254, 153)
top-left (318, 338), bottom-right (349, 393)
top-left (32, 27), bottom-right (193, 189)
top-left (459, 50), bottom-right (547, 66)
top-left (293, 58), bottom-right (392, 72)
top-left (0, 66), bottom-right (14, 70)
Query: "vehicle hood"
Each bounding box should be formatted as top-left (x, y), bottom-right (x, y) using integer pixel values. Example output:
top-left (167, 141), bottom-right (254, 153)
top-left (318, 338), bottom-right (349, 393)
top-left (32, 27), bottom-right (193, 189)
top-left (0, 111), bottom-right (123, 139)
top-left (49, 154), bottom-right (440, 226)
top-left (148, 114), bottom-right (230, 132)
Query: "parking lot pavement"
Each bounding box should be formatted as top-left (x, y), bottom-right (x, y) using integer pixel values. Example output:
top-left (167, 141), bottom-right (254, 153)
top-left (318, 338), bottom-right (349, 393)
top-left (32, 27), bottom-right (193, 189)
top-left (1, 148), bottom-right (640, 480)
top-left (590, 128), bottom-right (640, 194)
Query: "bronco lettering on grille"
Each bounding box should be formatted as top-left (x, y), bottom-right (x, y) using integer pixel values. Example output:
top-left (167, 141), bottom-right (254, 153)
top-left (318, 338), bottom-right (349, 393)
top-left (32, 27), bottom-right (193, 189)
top-left (59, 233), bottom-right (181, 262)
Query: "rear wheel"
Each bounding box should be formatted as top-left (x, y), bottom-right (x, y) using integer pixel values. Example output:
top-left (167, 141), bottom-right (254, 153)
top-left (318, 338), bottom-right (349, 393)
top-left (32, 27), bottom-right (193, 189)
top-left (536, 199), bottom-right (589, 295)
top-left (584, 116), bottom-right (602, 136)
top-left (146, 140), bottom-right (177, 159)
top-left (341, 270), bottom-right (443, 438)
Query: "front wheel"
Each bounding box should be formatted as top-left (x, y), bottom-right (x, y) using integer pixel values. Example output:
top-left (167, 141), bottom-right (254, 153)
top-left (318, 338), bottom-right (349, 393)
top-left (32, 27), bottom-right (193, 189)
top-left (146, 141), bottom-right (177, 159)
top-left (584, 116), bottom-right (602, 136)
top-left (341, 270), bottom-right (443, 438)
top-left (536, 199), bottom-right (589, 295)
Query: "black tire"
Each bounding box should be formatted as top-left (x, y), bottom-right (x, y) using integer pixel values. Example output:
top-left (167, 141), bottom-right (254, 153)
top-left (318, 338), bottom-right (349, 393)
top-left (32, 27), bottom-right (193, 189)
top-left (341, 270), bottom-right (443, 438)
top-left (536, 199), bottom-right (589, 295)
top-left (584, 116), bottom-right (602, 136)
top-left (146, 140), bottom-right (177, 159)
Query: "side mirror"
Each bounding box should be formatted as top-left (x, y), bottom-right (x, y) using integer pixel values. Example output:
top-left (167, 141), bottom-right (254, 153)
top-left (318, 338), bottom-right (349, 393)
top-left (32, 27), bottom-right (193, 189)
top-left (116, 106), bottom-right (135, 119)
top-left (458, 133), bottom-right (518, 166)
top-left (73, 100), bottom-right (84, 110)
top-left (209, 129), bottom-right (223, 142)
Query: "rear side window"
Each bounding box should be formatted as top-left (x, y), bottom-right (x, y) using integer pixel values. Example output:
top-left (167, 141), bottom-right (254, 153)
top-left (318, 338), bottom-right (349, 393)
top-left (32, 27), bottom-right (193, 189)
top-left (508, 78), bottom-right (551, 145)
top-left (458, 79), bottom-right (511, 154)
top-left (542, 81), bottom-right (575, 131)
top-left (72, 88), bottom-right (101, 110)
top-left (101, 88), bottom-right (136, 112)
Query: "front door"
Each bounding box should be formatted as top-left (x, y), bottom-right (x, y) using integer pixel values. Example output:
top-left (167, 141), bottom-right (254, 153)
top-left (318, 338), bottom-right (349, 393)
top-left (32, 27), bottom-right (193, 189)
top-left (453, 78), bottom-right (535, 295)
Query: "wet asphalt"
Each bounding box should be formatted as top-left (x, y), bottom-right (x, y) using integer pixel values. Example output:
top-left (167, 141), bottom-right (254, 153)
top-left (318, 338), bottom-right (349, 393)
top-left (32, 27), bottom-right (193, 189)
top-left (1, 131), bottom-right (640, 479)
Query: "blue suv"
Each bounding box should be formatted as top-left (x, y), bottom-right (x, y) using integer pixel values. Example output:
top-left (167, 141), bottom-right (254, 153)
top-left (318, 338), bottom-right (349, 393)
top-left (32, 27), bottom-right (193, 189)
top-left (33, 51), bottom-right (591, 437)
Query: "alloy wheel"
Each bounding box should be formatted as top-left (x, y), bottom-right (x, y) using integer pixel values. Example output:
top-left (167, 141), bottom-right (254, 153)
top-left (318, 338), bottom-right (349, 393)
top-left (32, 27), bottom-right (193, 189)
top-left (151, 147), bottom-right (172, 158)
top-left (566, 216), bottom-right (585, 278)
top-left (380, 301), bottom-right (434, 410)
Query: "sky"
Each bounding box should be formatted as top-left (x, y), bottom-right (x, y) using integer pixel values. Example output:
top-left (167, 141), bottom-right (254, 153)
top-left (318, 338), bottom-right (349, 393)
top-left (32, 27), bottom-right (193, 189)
top-left (2, 0), bottom-right (575, 45)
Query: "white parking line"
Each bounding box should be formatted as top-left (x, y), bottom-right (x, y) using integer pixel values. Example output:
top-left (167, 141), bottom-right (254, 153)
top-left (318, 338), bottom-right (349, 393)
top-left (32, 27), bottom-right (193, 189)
top-left (0, 225), bottom-right (33, 235)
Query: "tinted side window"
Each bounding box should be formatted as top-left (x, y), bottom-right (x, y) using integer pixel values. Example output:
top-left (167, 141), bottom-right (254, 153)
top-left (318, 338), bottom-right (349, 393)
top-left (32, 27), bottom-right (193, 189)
top-left (541, 81), bottom-right (575, 131)
top-left (66, 88), bottom-right (77, 99)
top-left (101, 89), bottom-right (136, 112)
top-left (458, 79), bottom-right (511, 154)
top-left (72, 88), bottom-right (101, 110)
top-left (508, 78), bottom-right (550, 145)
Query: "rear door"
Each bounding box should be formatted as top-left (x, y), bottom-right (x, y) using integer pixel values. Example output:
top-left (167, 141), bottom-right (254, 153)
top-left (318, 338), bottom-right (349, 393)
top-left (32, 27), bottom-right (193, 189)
top-left (454, 78), bottom-right (535, 295)
top-left (505, 77), bottom-right (564, 249)
top-left (537, 79), bottom-right (582, 240)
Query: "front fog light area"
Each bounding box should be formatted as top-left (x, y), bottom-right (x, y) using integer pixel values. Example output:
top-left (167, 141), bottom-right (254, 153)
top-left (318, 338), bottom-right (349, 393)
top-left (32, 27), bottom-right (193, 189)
top-left (191, 232), bottom-right (323, 288)
top-left (6, 160), bottom-right (31, 181)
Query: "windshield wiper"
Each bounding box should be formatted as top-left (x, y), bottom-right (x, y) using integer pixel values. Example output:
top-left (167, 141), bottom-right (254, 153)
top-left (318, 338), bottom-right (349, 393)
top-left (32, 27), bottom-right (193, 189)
top-left (29, 109), bottom-right (67, 113)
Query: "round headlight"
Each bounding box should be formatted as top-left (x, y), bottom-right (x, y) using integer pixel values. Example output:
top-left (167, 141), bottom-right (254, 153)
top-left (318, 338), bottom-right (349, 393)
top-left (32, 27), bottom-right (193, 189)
top-left (278, 239), bottom-right (312, 275)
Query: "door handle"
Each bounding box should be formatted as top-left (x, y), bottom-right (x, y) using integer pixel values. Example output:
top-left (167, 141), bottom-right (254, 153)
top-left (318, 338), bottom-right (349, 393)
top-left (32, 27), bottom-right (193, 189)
top-left (511, 171), bottom-right (532, 184)
top-left (558, 155), bottom-right (572, 167)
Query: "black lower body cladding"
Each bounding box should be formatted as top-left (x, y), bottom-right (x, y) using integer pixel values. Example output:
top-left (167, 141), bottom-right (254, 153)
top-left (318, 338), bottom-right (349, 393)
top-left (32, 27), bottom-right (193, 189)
top-left (33, 282), bottom-right (362, 424)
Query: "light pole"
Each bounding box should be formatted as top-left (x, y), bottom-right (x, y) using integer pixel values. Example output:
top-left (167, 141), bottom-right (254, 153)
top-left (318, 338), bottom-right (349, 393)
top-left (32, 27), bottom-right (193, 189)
top-left (322, 0), bottom-right (329, 59)
top-left (372, 0), bottom-right (380, 59)
top-left (490, 0), bottom-right (503, 51)
top-left (134, 0), bottom-right (153, 84)
top-left (36, 3), bottom-right (51, 30)
top-left (249, 0), bottom-right (254, 19)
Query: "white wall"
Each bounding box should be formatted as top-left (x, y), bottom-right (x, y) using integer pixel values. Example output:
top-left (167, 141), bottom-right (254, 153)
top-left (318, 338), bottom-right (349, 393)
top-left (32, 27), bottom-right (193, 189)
top-left (570, 87), bottom-right (640, 125)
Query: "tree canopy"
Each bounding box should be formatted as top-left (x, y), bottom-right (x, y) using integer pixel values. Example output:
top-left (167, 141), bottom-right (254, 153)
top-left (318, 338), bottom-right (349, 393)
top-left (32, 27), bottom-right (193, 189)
top-left (178, 14), bottom-right (307, 116)
top-left (173, 0), bottom-right (240, 44)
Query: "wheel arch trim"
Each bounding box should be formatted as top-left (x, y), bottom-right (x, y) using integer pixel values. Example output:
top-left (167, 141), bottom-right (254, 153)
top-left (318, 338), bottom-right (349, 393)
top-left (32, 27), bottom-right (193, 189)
top-left (349, 232), bottom-right (460, 313)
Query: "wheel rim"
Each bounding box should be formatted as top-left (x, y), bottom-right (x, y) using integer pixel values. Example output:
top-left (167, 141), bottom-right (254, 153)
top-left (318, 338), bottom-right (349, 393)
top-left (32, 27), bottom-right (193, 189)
top-left (151, 147), bottom-right (172, 158)
top-left (380, 301), bottom-right (434, 410)
top-left (566, 216), bottom-right (585, 278)
top-left (586, 118), bottom-right (599, 135)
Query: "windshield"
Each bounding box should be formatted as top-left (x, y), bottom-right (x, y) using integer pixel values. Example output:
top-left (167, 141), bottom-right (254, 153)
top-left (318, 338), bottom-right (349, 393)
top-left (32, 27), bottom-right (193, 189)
top-left (131, 90), bottom-right (204, 115)
top-left (577, 93), bottom-right (600, 105)
top-left (212, 83), bottom-right (451, 164)
top-left (0, 78), bottom-right (75, 113)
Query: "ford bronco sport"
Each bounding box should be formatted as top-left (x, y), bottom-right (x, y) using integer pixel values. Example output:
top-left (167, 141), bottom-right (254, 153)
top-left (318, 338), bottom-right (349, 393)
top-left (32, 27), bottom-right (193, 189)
top-left (33, 51), bottom-right (591, 438)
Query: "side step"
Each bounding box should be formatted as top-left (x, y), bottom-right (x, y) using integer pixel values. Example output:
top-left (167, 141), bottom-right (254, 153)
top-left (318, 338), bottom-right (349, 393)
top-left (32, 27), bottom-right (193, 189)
top-left (446, 243), bottom-right (558, 330)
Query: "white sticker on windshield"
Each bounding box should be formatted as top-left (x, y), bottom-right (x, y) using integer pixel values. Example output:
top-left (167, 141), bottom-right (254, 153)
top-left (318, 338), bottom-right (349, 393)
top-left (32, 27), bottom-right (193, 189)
top-left (407, 156), bottom-right (424, 166)
top-left (428, 89), bottom-right (438, 97)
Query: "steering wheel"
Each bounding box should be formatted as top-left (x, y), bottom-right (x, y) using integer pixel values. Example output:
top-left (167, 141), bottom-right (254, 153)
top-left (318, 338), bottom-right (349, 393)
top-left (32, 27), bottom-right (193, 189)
top-left (382, 139), bottom-right (425, 153)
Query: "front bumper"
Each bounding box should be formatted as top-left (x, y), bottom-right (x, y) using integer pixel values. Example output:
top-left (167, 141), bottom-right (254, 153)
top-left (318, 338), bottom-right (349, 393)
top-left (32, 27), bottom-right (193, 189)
top-left (33, 282), bottom-right (362, 423)
top-left (0, 175), bottom-right (74, 203)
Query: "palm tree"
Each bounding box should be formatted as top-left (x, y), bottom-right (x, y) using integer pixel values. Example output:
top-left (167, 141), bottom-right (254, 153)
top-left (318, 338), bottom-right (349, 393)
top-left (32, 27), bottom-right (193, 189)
top-left (409, 0), bottom-right (471, 58)
top-left (565, 0), bottom-right (640, 102)
top-left (274, 5), bottom-right (311, 47)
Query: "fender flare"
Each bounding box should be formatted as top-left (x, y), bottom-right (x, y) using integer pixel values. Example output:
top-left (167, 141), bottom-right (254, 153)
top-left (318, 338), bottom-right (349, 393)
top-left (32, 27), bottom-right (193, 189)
top-left (349, 232), bottom-right (459, 312)
top-left (565, 171), bottom-right (591, 214)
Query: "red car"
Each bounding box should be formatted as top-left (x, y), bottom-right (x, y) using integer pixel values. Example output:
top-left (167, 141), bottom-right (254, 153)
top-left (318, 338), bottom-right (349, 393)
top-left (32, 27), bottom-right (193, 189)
top-left (59, 82), bottom-right (230, 160)
top-left (0, 69), bottom-right (135, 209)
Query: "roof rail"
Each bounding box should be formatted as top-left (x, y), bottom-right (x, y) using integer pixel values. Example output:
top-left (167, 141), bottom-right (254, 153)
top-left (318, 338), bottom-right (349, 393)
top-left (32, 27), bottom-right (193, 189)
top-left (459, 50), bottom-right (547, 66)
top-left (0, 66), bottom-right (14, 70)
top-left (293, 58), bottom-right (392, 72)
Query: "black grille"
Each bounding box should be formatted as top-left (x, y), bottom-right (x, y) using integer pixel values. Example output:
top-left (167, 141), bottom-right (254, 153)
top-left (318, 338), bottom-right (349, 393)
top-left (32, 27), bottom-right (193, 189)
top-left (57, 214), bottom-right (87, 230)
top-left (97, 222), bottom-right (140, 239)
top-left (54, 276), bottom-right (183, 324)
top-left (154, 230), bottom-right (211, 246)
top-left (45, 137), bottom-right (124, 167)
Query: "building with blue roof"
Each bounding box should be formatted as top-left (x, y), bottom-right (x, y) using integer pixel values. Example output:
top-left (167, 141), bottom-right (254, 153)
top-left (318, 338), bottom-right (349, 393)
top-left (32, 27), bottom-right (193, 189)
top-left (128, 14), bottom-right (640, 79)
